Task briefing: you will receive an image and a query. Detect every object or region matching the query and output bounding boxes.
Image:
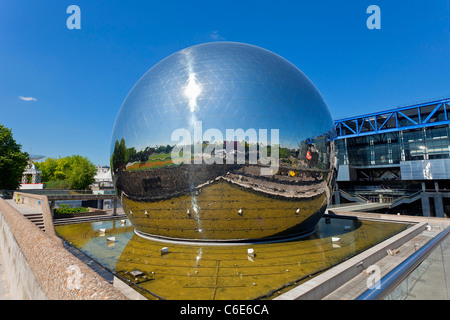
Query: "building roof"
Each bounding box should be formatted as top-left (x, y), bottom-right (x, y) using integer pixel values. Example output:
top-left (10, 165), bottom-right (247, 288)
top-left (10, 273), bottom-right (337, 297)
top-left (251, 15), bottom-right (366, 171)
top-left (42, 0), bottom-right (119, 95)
top-left (94, 169), bottom-right (112, 182)
top-left (334, 97), bottom-right (450, 139)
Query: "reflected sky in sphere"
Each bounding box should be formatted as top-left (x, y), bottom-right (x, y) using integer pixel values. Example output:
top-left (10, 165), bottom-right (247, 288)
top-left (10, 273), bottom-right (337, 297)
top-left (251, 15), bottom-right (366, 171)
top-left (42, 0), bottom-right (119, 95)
top-left (111, 42), bottom-right (334, 153)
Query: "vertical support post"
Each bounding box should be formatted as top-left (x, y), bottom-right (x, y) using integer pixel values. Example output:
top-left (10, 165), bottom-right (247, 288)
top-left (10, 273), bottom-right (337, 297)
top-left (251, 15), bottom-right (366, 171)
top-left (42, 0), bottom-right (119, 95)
top-left (421, 182), bottom-right (431, 217)
top-left (434, 181), bottom-right (445, 218)
top-left (50, 200), bottom-right (55, 218)
top-left (97, 199), bottom-right (103, 210)
top-left (421, 194), bottom-right (431, 217)
top-left (418, 107), bottom-right (422, 124)
top-left (113, 198), bottom-right (117, 216)
top-left (333, 183), bottom-right (340, 205)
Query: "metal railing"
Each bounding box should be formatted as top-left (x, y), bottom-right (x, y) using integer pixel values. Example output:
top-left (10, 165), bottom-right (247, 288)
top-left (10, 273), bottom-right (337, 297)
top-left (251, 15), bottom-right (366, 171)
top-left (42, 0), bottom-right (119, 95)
top-left (356, 226), bottom-right (450, 300)
top-left (16, 189), bottom-right (116, 195)
top-left (390, 190), bottom-right (423, 208)
top-left (338, 189), bottom-right (369, 203)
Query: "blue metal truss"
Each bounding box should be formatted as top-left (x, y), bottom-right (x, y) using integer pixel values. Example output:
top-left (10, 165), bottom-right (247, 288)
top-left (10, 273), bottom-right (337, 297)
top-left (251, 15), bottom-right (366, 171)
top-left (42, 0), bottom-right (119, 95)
top-left (334, 98), bottom-right (450, 139)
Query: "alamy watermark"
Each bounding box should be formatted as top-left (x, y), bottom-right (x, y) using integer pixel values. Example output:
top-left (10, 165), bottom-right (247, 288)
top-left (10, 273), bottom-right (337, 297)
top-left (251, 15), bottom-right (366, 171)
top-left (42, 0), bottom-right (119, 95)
top-left (367, 5), bottom-right (381, 30)
top-left (170, 121), bottom-right (280, 175)
top-left (366, 264), bottom-right (381, 290)
top-left (66, 5), bottom-right (81, 30)
top-left (65, 5), bottom-right (380, 31)
top-left (66, 264), bottom-right (83, 290)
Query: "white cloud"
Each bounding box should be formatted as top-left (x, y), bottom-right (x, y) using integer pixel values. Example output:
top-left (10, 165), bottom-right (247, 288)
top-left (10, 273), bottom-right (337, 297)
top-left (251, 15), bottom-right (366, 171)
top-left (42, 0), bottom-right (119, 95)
top-left (18, 96), bottom-right (37, 102)
top-left (210, 30), bottom-right (225, 40)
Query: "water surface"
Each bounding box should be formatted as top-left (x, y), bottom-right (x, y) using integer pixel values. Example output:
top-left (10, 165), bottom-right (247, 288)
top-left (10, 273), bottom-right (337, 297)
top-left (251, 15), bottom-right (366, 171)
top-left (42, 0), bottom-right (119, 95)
top-left (56, 217), bottom-right (409, 300)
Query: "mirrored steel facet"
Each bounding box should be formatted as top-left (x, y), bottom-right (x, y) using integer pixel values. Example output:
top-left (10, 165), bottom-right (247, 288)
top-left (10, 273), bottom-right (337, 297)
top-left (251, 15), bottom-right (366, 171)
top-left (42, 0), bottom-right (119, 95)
top-left (111, 42), bottom-right (337, 242)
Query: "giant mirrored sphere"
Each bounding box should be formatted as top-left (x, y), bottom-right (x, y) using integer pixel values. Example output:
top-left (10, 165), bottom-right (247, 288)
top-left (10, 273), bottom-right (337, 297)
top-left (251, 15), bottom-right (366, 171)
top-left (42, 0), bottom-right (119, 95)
top-left (111, 42), bottom-right (337, 242)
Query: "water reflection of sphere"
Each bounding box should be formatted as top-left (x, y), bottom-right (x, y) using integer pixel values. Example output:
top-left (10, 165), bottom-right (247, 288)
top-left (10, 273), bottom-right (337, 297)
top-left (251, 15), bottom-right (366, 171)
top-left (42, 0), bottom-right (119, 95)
top-left (111, 42), bottom-right (337, 242)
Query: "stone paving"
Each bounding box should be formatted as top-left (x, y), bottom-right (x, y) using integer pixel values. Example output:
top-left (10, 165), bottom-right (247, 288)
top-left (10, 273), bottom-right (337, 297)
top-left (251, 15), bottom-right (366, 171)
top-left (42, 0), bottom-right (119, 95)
top-left (4, 200), bottom-right (41, 215)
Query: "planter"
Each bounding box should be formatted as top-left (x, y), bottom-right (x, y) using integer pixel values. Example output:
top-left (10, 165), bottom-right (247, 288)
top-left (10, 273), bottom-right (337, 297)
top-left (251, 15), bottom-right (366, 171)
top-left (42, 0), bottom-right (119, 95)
top-left (53, 209), bottom-right (107, 219)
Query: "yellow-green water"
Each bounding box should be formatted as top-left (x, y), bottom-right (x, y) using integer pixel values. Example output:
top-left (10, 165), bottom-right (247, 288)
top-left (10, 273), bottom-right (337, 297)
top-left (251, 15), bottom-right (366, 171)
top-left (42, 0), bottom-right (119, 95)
top-left (55, 217), bottom-right (409, 300)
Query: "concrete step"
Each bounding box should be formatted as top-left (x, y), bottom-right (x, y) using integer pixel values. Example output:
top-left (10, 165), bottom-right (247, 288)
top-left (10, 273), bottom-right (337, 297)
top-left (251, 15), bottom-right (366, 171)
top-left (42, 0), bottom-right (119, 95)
top-left (25, 215), bottom-right (43, 221)
top-left (28, 220), bottom-right (44, 225)
top-left (24, 215), bottom-right (43, 219)
top-left (23, 213), bottom-right (45, 231)
top-left (25, 217), bottom-right (44, 223)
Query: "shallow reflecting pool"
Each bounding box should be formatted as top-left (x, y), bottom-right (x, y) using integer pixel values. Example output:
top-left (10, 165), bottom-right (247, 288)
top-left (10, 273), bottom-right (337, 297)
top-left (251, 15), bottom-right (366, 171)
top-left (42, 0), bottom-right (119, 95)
top-left (55, 217), bottom-right (409, 300)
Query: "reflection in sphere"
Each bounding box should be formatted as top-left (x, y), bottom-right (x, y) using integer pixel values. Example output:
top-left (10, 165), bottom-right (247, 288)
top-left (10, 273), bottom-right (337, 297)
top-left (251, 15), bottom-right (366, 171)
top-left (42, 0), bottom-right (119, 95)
top-left (111, 42), bottom-right (337, 242)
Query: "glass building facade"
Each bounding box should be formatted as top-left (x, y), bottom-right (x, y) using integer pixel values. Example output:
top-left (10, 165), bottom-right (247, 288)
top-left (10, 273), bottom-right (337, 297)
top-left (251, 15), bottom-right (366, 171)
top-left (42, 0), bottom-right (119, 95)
top-left (336, 125), bottom-right (450, 167)
top-left (334, 98), bottom-right (450, 182)
top-left (333, 98), bottom-right (450, 217)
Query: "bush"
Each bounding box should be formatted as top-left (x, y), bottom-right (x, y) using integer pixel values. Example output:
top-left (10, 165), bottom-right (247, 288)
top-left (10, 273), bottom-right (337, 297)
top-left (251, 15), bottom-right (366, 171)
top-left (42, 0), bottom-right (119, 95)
top-left (54, 204), bottom-right (89, 214)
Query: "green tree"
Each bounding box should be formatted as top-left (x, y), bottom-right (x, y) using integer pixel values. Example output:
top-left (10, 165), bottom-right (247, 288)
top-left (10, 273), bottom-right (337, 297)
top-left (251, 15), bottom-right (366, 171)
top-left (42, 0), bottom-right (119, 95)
top-left (35, 155), bottom-right (97, 190)
top-left (0, 124), bottom-right (29, 189)
top-left (279, 147), bottom-right (291, 159)
top-left (111, 138), bottom-right (128, 171)
top-left (35, 157), bottom-right (58, 182)
top-left (65, 155), bottom-right (97, 190)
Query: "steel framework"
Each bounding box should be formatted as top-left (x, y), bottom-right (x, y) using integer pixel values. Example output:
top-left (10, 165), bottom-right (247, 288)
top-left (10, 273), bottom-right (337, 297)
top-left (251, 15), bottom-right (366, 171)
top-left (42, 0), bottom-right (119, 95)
top-left (334, 98), bottom-right (450, 139)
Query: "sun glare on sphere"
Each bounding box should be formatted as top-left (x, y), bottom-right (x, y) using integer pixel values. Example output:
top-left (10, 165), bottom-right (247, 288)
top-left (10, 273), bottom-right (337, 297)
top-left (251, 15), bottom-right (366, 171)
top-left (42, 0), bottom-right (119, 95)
top-left (185, 73), bottom-right (202, 112)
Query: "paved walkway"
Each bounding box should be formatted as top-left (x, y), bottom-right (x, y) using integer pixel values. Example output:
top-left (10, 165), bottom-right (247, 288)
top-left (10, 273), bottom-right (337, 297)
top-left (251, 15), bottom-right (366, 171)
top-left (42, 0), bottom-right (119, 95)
top-left (327, 202), bottom-right (391, 213)
top-left (323, 227), bottom-right (437, 299)
top-left (5, 200), bottom-right (42, 215)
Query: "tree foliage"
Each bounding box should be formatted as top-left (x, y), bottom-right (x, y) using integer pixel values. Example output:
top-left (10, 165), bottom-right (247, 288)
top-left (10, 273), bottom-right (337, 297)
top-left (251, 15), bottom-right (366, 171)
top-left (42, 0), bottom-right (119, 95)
top-left (110, 138), bottom-right (175, 172)
top-left (111, 138), bottom-right (128, 172)
top-left (0, 124), bottom-right (29, 190)
top-left (35, 155), bottom-right (97, 190)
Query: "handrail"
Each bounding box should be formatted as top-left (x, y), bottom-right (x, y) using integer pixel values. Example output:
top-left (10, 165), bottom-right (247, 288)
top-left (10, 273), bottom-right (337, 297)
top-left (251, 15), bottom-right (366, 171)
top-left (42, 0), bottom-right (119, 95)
top-left (338, 189), bottom-right (368, 203)
top-left (356, 226), bottom-right (450, 300)
top-left (390, 190), bottom-right (423, 208)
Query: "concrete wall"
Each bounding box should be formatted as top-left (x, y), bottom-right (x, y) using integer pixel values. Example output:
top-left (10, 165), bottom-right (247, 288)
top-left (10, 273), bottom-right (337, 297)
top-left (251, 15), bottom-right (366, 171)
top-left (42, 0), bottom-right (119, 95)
top-left (13, 192), bottom-right (58, 239)
top-left (0, 209), bottom-right (46, 299)
top-left (0, 198), bottom-right (127, 300)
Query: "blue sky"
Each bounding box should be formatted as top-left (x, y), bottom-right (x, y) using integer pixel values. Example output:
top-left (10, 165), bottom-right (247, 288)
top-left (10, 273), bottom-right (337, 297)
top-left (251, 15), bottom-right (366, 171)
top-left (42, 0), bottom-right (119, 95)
top-left (1, 0), bottom-right (449, 165)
